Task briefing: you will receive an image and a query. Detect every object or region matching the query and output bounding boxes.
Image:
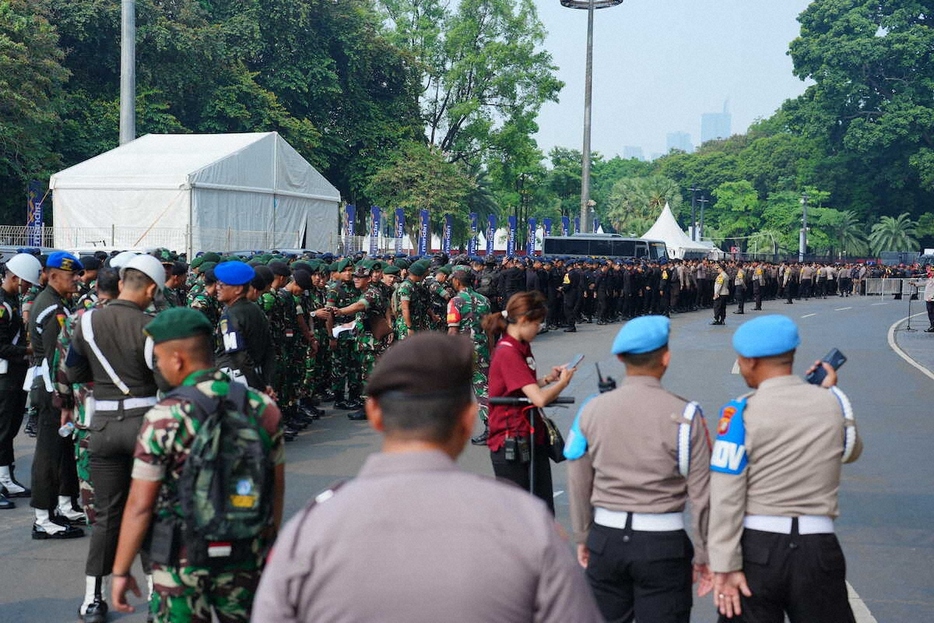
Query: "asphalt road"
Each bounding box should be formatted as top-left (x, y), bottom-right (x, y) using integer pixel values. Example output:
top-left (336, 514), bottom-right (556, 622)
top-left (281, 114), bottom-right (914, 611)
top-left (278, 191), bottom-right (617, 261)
top-left (0, 293), bottom-right (930, 621)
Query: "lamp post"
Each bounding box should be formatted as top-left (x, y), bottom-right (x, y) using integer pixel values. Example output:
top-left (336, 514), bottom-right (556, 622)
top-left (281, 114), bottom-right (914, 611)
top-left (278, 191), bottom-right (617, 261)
top-left (689, 186), bottom-right (700, 240)
top-left (120, 0), bottom-right (136, 145)
top-left (561, 0), bottom-right (624, 235)
top-left (697, 196), bottom-right (708, 240)
top-left (799, 191), bottom-right (809, 262)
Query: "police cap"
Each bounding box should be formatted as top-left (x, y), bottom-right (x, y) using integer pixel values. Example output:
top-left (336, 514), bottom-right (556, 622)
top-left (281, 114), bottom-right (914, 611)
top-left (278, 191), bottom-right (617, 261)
top-left (46, 252), bottom-right (83, 272)
top-left (732, 315), bottom-right (800, 358)
top-left (214, 260), bottom-right (255, 286)
top-left (611, 315), bottom-right (670, 355)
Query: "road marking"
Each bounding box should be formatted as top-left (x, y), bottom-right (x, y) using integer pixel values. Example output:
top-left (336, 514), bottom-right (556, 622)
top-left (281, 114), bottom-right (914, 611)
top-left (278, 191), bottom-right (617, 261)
top-left (801, 313), bottom-right (817, 318)
top-left (848, 582), bottom-right (878, 623)
top-left (835, 307), bottom-right (852, 311)
top-left (871, 302), bottom-right (889, 306)
top-left (553, 490), bottom-right (564, 498)
top-left (887, 314), bottom-right (934, 382)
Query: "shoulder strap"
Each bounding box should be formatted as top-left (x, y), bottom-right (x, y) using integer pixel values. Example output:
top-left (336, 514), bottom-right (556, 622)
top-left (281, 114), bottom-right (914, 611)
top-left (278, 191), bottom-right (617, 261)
top-left (677, 402), bottom-right (700, 478)
top-left (81, 310), bottom-right (130, 395)
top-left (829, 386), bottom-right (858, 463)
top-left (167, 385), bottom-right (218, 421)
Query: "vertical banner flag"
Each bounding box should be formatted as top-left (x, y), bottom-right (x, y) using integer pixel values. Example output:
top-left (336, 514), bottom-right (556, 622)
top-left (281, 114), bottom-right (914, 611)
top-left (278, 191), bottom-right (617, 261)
top-left (418, 209), bottom-right (430, 255)
top-left (26, 181), bottom-right (44, 247)
top-left (344, 204), bottom-right (356, 253)
top-left (526, 217), bottom-right (537, 256)
top-left (574, 217), bottom-right (580, 235)
top-left (468, 212), bottom-right (478, 255)
top-left (543, 218), bottom-right (552, 238)
top-left (486, 214), bottom-right (496, 256)
top-left (394, 208), bottom-right (405, 254)
top-left (593, 216), bottom-right (600, 233)
top-left (507, 215), bottom-right (517, 256)
top-left (561, 216), bottom-right (570, 237)
top-left (369, 206), bottom-right (381, 256)
top-left (442, 214), bottom-right (453, 254)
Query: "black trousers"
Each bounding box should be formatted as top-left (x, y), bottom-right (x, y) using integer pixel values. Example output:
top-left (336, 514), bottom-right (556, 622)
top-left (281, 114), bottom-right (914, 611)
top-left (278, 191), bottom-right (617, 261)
top-left (30, 388), bottom-right (79, 511)
top-left (585, 523), bottom-right (693, 623)
top-left (926, 300), bottom-right (934, 327)
top-left (490, 444), bottom-right (554, 514)
top-left (86, 409), bottom-right (147, 576)
top-left (735, 287), bottom-right (746, 312)
top-left (718, 528), bottom-right (855, 623)
top-left (713, 297), bottom-right (727, 322)
top-left (0, 378), bottom-right (28, 466)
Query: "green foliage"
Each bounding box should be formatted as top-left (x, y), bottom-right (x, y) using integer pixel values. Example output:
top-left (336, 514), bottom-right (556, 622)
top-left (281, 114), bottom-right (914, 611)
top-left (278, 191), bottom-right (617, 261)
top-left (604, 175), bottom-right (683, 236)
top-left (869, 213), bottom-right (918, 255)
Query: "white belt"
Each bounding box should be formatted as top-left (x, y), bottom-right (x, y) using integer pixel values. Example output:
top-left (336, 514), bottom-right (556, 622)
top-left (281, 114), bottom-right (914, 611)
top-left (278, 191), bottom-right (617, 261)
top-left (594, 508), bottom-right (685, 532)
top-left (743, 515), bottom-right (834, 535)
top-left (95, 396), bottom-right (158, 412)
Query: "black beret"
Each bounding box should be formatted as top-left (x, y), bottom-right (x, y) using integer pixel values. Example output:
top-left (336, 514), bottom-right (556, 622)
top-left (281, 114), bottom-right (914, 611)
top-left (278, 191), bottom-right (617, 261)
top-left (366, 333), bottom-right (473, 398)
top-left (171, 261), bottom-right (188, 276)
top-left (292, 269), bottom-right (313, 290)
top-left (268, 261), bottom-right (291, 277)
top-left (79, 256), bottom-right (102, 271)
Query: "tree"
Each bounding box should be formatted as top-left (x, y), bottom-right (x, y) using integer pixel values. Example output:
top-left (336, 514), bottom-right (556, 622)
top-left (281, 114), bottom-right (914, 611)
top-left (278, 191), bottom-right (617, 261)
top-left (709, 181), bottom-right (760, 241)
top-left (0, 0), bottom-right (69, 222)
top-left (604, 175), bottom-right (683, 236)
top-left (869, 213), bottom-right (918, 255)
top-left (818, 209), bottom-right (868, 259)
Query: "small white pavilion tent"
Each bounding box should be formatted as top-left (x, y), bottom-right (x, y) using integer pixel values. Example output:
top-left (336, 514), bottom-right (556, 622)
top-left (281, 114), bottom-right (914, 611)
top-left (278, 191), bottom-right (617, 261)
top-left (642, 203), bottom-right (717, 259)
top-left (50, 133), bottom-right (341, 255)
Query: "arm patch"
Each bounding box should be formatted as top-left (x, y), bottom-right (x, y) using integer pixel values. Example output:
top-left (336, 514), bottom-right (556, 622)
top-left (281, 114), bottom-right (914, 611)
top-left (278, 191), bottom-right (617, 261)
top-left (710, 397), bottom-right (748, 475)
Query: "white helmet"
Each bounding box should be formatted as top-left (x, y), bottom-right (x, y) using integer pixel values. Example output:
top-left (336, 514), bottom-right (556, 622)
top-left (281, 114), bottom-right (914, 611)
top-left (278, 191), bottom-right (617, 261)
top-left (121, 254), bottom-right (166, 290)
top-left (5, 253), bottom-right (42, 285)
top-left (109, 251), bottom-right (139, 269)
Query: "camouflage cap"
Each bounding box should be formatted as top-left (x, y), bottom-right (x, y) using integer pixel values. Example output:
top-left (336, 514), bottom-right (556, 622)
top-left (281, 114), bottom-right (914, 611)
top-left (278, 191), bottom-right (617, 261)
top-left (145, 307), bottom-right (213, 344)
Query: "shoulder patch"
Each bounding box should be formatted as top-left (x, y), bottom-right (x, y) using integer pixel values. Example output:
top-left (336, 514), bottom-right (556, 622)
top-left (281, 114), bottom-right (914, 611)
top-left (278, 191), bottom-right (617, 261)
top-left (710, 397), bottom-right (748, 475)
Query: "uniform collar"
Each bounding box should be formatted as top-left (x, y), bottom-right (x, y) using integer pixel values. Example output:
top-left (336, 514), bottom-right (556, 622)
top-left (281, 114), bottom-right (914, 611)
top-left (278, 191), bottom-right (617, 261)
top-left (357, 450), bottom-right (459, 479)
top-left (757, 374), bottom-right (804, 390)
top-left (622, 375), bottom-right (663, 389)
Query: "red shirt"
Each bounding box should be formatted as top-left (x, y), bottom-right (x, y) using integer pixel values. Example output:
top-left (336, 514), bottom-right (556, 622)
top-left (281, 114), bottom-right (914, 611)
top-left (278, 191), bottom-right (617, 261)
top-left (487, 334), bottom-right (545, 451)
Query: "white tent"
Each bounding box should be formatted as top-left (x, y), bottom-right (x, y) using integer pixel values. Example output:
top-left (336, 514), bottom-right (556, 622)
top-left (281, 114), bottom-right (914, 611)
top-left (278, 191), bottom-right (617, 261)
top-left (642, 203), bottom-right (718, 259)
top-left (50, 132), bottom-right (341, 255)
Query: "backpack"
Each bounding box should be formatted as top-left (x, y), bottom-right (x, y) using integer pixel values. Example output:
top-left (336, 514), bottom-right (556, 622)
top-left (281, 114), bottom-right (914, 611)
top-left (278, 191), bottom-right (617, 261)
top-left (170, 382), bottom-right (274, 567)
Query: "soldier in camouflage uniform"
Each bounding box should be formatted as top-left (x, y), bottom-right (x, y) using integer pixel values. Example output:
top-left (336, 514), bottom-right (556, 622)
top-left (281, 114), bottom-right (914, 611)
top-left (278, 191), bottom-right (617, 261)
top-left (446, 265), bottom-right (493, 445)
top-left (308, 264), bottom-right (334, 401)
top-left (110, 308), bottom-right (284, 623)
top-left (392, 259), bottom-right (431, 340)
top-left (424, 265), bottom-right (454, 331)
top-left (20, 260), bottom-right (46, 438)
top-left (325, 259), bottom-right (363, 410)
top-left (188, 265), bottom-right (221, 330)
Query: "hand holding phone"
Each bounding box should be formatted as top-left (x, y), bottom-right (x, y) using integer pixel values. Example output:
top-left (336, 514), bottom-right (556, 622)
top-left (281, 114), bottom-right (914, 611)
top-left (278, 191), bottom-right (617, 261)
top-left (805, 348), bottom-right (847, 385)
top-left (565, 354), bottom-right (585, 370)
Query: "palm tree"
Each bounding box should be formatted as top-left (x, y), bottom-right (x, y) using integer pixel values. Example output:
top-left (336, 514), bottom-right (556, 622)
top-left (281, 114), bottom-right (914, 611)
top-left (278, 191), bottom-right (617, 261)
top-left (827, 210), bottom-right (868, 258)
top-left (605, 175), bottom-right (683, 234)
top-left (868, 213), bottom-right (918, 256)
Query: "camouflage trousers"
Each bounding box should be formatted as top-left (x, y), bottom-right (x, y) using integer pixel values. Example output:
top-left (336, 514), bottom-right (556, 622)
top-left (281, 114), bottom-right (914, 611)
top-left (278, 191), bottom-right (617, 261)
top-left (73, 426), bottom-right (96, 525)
top-left (150, 562), bottom-right (260, 623)
top-left (309, 329), bottom-right (331, 397)
top-left (474, 358), bottom-right (490, 425)
top-left (330, 335), bottom-right (362, 400)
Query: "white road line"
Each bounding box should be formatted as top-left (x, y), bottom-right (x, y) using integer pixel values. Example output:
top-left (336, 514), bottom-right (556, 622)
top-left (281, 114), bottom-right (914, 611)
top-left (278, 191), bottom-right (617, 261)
top-left (553, 490), bottom-right (564, 498)
top-left (848, 582), bottom-right (878, 623)
top-left (835, 307), bottom-right (853, 311)
top-left (887, 314), bottom-right (934, 382)
top-left (801, 313), bottom-right (817, 318)
top-left (871, 302), bottom-right (889, 306)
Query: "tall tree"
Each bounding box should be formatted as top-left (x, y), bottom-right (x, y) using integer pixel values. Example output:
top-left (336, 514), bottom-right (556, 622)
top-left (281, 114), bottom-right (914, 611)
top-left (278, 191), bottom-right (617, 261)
top-left (869, 213), bottom-right (918, 255)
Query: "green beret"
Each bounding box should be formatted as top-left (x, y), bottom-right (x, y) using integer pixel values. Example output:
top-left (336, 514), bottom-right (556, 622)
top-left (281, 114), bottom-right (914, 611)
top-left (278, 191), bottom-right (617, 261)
top-left (336, 258), bottom-right (353, 272)
top-left (383, 264), bottom-right (401, 275)
top-left (394, 259), bottom-right (410, 270)
top-left (144, 308), bottom-right (214, 345)
top-left (200, 261), bottom-right (217, 273)
top-left (190, 256), bottom-right (205, 270)
top-left (201, 252), bottom-right (221, 264)
top-left (436, 265), bottom-right (452, 276)
top-left (408, 259), bottom-right (431, 277)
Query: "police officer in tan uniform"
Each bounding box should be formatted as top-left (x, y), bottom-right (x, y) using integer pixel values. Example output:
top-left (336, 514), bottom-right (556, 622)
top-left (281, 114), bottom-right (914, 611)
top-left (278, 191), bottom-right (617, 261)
top-left (566, 315), bottom-right (713, 623)
top-left (252, 333), bottom-right (602, 623)
top-left (709, 315), bottom-right (862, 622)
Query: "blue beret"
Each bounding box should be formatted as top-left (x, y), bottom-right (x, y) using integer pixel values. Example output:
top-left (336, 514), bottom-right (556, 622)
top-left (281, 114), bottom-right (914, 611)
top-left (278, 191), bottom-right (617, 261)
top-left (46, 251), bottom-right (83, 272)
top-left (732, 315), bottom-right (800, 358)
top-left (612, 315), bottom-right (670, 355)
top-left (214, 260), bottom-right (255, 286)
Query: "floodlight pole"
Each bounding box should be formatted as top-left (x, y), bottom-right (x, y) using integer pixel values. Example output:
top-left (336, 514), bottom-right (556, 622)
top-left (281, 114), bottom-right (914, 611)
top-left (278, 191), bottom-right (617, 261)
top-left (690, 186), bottom-right (700, 241)
top-left (697, 196), bottom-right (708, 239)
top-left (799, 192), bottom-right (809, 262)
top-left (120, 0), bottom-right (136, 145)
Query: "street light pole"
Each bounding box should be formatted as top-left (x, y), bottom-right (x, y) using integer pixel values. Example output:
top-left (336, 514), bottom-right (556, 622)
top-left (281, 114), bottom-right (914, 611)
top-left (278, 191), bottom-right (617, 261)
top-left (799, 191), bottom-right (809, 262)
top-left (561, 0), bottom-right (624, 235)
top-left (120, 0), bottom-right (136, 145)
top-left (697, 196), bottom-right (708, 240)
top-left (690, 186), bottom-right (699, 241)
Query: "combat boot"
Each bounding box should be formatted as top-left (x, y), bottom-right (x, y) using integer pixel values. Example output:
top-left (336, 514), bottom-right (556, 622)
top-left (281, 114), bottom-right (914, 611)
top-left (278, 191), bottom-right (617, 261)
top-left (56, 495), bottom-right (88, 526)
top-left (0, 491), bottom-right (14, 510)
top-left (78, 576), bottom-right (107, 623)
top-left (0, 464), bottom-right (31, 498)
top-left (33, 510), bottom-right (84, 539)
top-left (23, 406), bottom-right (37, 438)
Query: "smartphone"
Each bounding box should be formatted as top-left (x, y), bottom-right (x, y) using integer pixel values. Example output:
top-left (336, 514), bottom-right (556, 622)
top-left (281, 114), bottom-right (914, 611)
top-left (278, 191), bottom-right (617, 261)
top-left (565, 354), bottom-right (585, 370)
top-left (805, 348), bottom-right (847, 385)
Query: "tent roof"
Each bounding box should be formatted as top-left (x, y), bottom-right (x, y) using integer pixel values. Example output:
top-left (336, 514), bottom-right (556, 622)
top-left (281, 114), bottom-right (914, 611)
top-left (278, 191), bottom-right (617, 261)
top-left (49, 132), bottom-right (340, 202)
top-left (642, 203), bottom-right (708, 251)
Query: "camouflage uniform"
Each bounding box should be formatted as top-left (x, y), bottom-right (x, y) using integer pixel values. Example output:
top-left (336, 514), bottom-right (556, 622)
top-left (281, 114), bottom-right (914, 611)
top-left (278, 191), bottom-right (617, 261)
top-left (446, 288), bottom-right (492, 424)
top-left (423, 275), bottom-right (453, 331)
top-left (392, 278), bottom-right (429, 339)
top-left (259, 289), bottom-right (294, 407)
top-left (352, 282), bottom-right (389, 386)
top-left (20, 283), bottom-right (41, 322)
top-left (132, 369), bottom-right (284, 623)
top-left (306, 286), bottom-right (330, 398)
top-left (326, 280), bottom-right (362, 402)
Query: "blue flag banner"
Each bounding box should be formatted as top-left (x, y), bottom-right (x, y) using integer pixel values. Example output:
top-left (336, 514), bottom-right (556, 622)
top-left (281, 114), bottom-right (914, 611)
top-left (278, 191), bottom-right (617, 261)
top-left (593, 216), bottom-right (600, 233)
top-left (574, 217), bottom-right (580, 235)
top-left (526, 217), bottom-right (537, 256)
top-left (418, 209), bottom-right (430, 255)
top-left (369, 206), bottom-right (381, 256)
top-left (543, 218), bottom-right (552, 238)
top-left (507, 215), bottom-right (517, 256)
top-left (442, 214), bottom-right (453, 254)
top-left (468, 213), bottom-right (478, 255)
top-left (395, 208), bottom-right (405, 254)
top-left (486, 214), bottom-right (496, 256)
top-left (27, 181), bottom-right (44, 247)
top-left (561, 216), bottom-right (570, 237)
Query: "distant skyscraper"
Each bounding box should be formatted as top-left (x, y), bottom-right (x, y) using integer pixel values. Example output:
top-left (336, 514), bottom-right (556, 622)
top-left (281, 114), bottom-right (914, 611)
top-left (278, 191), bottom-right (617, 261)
top-left (666, 131), bottom-right (693, 154)
top-left (623, 145), bottom-right (645, 160)
top-left (701, 101), bottom-right (732, 144)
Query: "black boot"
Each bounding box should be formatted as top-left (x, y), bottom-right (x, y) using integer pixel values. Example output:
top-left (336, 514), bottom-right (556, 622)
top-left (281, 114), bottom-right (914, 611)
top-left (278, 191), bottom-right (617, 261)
top-left (470, 426), bottom-right (489, 446)
top-left (23, 406), bottom-right (37, 438)
top-left (0, 492), bottom-right (14, 510)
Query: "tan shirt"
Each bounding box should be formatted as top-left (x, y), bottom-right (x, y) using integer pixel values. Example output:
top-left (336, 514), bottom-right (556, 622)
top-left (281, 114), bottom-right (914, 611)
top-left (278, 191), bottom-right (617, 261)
top-left (708, 375), bottom-right (862, 572)
top-left (254, 450), bottom-right (602, 623)
top-left (567, 375), bottom-right (711, 564)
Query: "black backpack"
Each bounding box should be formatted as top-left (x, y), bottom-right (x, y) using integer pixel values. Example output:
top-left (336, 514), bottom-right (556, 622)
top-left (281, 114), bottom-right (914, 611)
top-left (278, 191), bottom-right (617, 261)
top-left (171, 382), bottom-right (274, 567)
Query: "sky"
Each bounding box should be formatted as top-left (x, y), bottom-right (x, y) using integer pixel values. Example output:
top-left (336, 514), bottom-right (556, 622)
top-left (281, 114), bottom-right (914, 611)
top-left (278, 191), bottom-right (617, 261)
top-left (532, 0), bottom-right (814, 159)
